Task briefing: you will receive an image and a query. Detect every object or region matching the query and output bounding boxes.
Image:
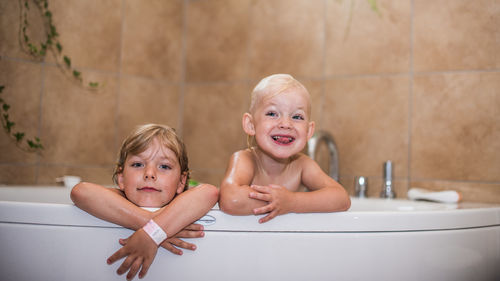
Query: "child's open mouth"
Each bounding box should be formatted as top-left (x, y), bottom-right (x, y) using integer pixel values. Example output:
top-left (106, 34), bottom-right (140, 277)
top-left (271, 135), bottom-right (295, 145)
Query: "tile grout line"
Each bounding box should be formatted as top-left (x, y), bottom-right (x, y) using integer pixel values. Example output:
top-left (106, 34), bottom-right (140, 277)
top-left (407, 0), bottom-right (415, 192)
top-left (114, 0), bottom-right (126, 154)
top-left (34, 54), bottom-right (47, 184)
top-left (319, 0), bottom-right (328, 131)
top-left (177, 0), bottom-right (189, 137)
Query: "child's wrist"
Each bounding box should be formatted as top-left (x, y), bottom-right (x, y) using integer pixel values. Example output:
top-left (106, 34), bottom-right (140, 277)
top-left (142, 219), bottom-right (167, 245)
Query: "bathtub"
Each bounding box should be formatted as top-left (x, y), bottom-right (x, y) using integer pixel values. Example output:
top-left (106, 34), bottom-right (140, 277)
top-left (0, 186), bottom-right (499, 281)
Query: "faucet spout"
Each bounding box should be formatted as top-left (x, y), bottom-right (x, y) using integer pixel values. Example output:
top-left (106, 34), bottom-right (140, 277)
top-left (306, 130), bottom-right (339, 181)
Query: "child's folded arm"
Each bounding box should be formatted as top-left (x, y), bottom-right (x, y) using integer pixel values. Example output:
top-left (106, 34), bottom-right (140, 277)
top-left (71, 182), bottom-right (212, 255)
top-left (71, 182), bottom-right (152, 229)
top-left (299, 157), bottom-right (351, 212)
top-left (219, 151), bottom-right (267, 215)
top-left (152, 183), bottom-right (219, 238)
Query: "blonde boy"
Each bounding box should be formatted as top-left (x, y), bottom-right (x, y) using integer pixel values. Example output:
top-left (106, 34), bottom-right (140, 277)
top-left (219, 74), bottom-right (350, 223)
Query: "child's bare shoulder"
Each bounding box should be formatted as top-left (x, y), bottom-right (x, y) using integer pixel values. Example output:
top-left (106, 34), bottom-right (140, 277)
top-left (229, 149), bottom-right (257, 168)
top-left (232, 148), bottom-right (255, 161)
top-left (294, 152), bottom-right (322, 173)
top-left (294, 152), bottom-right (314, 165)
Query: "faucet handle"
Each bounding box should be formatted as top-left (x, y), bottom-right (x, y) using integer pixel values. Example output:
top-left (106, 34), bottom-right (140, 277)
top-left (354, 176), bottom-right (368, 198)
top-left (380, 160), bottom-right (396, 198)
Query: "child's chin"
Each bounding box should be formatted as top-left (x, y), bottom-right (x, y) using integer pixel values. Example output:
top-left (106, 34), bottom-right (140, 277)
top-left (136, 200), bottom-right (166, 209)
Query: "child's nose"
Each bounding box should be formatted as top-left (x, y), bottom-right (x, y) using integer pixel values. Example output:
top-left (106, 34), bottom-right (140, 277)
top-left (144, 166), bottom-right (156, 180)
top-left (279, 118), bottom-right (292, 129)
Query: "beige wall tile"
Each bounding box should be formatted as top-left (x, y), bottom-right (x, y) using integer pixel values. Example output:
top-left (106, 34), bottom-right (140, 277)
top-left (183, 82), bottom-right (250, 171)
top-left (39, 66), bottom-right (117, 166)
top-left (186, 0), bottom-right (250, 82)
top-left (0, 164), bottom-right (38, 185)
top-left (325, 0), bottom-right (411, 75)
top-left (301, 80), bottom-right (323, 129)
top-left (121, 0), bottom-right (183, 80)
top-left (323, 75), bottom-right (410, 178)
top-left (411, 72), bottom-right (500, 182)
top-left (48, 0), bottom-right (122, 72)
top-left (248, 0), bottom-right (325, 79)
top-left (1, 0), bottom-right (499, 202)
top-left (189, 168), bottom-right (225, 188)
top-left (37, 164), bottom-right (114, 186)
top-left (117, 77), bottom-right (180, 144)
top-left (0, 60), bottom-right (42, 163)
top-left (414, 0), bottom-right (500, 71)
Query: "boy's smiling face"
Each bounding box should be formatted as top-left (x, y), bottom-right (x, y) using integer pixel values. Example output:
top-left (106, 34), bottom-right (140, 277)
top-left (117, 138), bottom-right (186, 208)
top-left (245, 86), bottom-right (315, 160)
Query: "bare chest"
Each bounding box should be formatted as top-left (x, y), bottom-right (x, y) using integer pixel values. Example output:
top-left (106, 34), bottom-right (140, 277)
top-left (251, 168), bottom-right (303, 192)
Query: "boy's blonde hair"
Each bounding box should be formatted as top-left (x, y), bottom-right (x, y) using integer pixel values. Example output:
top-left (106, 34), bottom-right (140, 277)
top-left (113, 124), bottom-right (190, 190)
top-left (249, 74), bottom-right (310, 114)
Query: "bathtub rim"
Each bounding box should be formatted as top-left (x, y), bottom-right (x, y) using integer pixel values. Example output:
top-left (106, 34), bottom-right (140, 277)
top-left (0, 186), bottom-right (499, 233)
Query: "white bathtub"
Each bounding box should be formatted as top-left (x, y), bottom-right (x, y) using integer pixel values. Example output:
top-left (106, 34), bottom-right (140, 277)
top-left (0, 186), bottom-right (499, 281)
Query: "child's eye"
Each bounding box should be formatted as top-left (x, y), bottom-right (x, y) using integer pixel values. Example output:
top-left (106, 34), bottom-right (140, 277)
top-left (159, 164), bottom-right (171, 170)
top-left (265, 111), bottom-right (278, 117)
top-left (292, 114), bottom-right (305, 120)
top-left (131, 162), bottom-right (143, 168)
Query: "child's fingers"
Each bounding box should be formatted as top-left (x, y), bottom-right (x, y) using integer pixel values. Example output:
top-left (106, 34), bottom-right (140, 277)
top-left (184, 223), bottom-right (204, 231)
top-left (161, 242), bottom-right (183, 256)
top-left (253, 203), bottom-right (274, 215)
top-left (119, 238), bottom-right (128, 246)
top-left (138, 257), bottom-right (154, 279)
top-left (174, 229), bottom-right (205, 238)
top-left (107, 247), bottom-right (127, 265)
top-left (259, 211), bottom-right (278, 223)
top-left (249, 191), bottom-right (272, 202)
top-left (169, 238), bottom-right (198, 251)
top-left (250, 184), bottom-right (271, 193)
top-left (125, 257), bottom-right (143, 281)
top-left (115, 255), bottom-right (135, 275)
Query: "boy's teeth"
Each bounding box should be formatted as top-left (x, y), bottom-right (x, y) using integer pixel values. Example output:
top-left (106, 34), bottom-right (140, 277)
top-left (272, 135), bottom-right (294, 143)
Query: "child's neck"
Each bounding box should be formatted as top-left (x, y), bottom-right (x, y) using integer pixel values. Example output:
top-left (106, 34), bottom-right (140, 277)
top-left (252, 147), bottom-right (296, 177)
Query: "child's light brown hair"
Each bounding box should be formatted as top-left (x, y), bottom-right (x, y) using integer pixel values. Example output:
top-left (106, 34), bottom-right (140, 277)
top-left (113, 124), bottom-right (190, 190)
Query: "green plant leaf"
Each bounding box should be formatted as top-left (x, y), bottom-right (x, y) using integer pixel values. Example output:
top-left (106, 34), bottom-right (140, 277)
top-left (63, 56), bottom-right (71, 67)
top-left (2, 104), bottom-right (10, 111)
top-left (14, 132), bottom-right (25, 142)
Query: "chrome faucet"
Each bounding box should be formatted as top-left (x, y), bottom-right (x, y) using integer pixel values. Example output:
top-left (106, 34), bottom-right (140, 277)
top-left (380, 160), bottom-right (396, 198)
top-left (306, 130), bottom-right (339, 181)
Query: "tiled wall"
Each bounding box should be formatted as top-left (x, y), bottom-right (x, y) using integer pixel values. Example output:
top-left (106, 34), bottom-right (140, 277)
top-left (1, 0), bottom-right (499, 203)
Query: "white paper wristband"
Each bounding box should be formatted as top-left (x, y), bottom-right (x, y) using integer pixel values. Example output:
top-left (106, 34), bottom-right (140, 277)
top-left (142, 219), bottom-right (167, 245)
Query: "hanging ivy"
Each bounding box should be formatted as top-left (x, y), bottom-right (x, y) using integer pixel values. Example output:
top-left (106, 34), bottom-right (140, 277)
top-left (0, 85), bottom-right (44, 153)
top-left (19, 0), bottom-right (100, 89)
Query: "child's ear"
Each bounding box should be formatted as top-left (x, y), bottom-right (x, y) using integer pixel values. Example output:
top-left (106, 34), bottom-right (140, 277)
top-left (242, 113), bottom-right (256, 135)
top-left (307, 121), bottom-right (315, 140)
top-left (117, 171), bottom-right (125, 191)
top-left (177, 172), bottom-right (188, 194)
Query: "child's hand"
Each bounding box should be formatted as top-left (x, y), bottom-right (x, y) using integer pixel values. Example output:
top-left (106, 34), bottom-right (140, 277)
top-left (249, 184), bottom-right (294, 223)
top-left (159, 223), bottom-right (205, 255)
top-left (107, 229), bottom-right (158, 281)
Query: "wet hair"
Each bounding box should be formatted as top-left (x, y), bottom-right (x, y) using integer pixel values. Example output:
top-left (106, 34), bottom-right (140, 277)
top-left (249, 74), bottom-right (310, 114)
top-left (112, 124), bottom-right (190, 190)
